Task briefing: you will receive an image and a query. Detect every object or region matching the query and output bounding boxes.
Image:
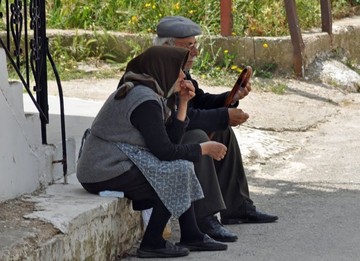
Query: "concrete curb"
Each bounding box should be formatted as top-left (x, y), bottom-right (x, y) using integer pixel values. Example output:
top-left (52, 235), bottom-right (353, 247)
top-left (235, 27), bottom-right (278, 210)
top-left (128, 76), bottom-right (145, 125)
top-left (0, 174), bottom-right (142, 261)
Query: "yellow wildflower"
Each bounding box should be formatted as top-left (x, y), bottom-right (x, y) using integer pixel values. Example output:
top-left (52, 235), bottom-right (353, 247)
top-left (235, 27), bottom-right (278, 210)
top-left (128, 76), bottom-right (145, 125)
top-left (131, 16), bottom-right (138, 24)
top-left (174, 2), bottom-right (180, 10)
top-left (224, 50), bottom-right (229, 54)
top-left (231, 65), bottom-right (238, 70)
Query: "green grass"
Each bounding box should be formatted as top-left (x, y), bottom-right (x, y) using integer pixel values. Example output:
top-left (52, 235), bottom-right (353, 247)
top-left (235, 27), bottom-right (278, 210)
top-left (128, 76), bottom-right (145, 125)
top-left (43, 0), bottom-right (359, 84)
top-left (45, 0), bottom-right (358, 37)
top-left (2, 0), bottom-right (359, 90)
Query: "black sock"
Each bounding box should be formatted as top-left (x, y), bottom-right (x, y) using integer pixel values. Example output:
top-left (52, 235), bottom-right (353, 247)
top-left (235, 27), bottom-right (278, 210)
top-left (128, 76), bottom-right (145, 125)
top-left (179, 204), bottom-right (204, 243)
top-left (140, 199), bottom-right (171, 249)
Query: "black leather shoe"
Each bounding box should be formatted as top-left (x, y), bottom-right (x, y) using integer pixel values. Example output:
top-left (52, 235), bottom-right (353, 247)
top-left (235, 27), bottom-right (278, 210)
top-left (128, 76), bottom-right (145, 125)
top-left (221, 201), bottom-right (278, 225)
top-left (137, 241), bottom-right (190, 258)
top-left (176, 234), bottom-right (227, 251)
top-left (198, 215), bottom-right (238, 242)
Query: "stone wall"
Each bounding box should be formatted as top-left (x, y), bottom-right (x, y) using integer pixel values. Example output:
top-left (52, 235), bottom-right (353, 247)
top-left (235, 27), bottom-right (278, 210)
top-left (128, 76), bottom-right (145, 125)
top-left (0, 175), bottom-right (143, 261)
top-left (43, 18), bottom-right (360, 77)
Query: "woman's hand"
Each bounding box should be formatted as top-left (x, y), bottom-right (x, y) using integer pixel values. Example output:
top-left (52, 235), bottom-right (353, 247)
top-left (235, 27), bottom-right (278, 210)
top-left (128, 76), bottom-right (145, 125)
top-left (177, 80), bottom-right (195, 121)
top-left (176, 80), bottom-right (195, 121)
top-left (200, 141), bottom-right (227, 161)
top-left (178, 80), bottom-right (195, 104)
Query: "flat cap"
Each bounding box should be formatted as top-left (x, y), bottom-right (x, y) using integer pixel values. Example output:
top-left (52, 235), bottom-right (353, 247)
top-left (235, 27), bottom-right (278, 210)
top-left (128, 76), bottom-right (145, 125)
top-left (156, 16), bottom-right (202, 38)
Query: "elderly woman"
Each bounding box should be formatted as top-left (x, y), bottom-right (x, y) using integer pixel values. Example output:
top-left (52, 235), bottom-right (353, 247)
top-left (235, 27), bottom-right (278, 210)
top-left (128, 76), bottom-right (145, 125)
top-left (76, 46), bottom-right (228, 258)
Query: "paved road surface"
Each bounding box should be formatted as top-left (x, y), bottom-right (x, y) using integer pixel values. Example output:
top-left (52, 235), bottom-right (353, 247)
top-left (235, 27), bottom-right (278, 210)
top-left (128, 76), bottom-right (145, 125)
top-left (120, 77), bottom-right (360, 261)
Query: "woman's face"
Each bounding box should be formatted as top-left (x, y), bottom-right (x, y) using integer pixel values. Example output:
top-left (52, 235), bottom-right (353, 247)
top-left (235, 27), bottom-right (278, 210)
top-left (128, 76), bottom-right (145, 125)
top-left (174, 69), bottom-right (186, 93)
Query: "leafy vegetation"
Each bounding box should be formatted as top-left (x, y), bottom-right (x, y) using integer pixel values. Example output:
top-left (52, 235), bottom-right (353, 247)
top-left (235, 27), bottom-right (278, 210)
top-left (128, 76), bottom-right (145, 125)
top-left (44, 0), bottom-right (360, 84)
top-left (2, 1), bottom-right (359, 86)
top-left (46, 0), bottom-right (359, 36)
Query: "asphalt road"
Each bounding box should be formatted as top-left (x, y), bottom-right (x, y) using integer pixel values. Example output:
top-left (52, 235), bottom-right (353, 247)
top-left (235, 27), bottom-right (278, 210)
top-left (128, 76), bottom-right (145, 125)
top-left (122, 77), bottom-right (360, 261)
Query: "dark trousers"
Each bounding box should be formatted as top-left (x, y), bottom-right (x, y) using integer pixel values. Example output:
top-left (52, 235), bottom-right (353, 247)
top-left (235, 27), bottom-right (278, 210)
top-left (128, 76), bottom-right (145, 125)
top-left (182, 130), bottom-right (226, 220)
top-left (213, 127), bottom-right (251, 219)
top-left (81, 166), bottom-right (203, 247)
top-left (81, 165), bottom-right (158, 210)
top-left (182, 127), bottom-right (251, 220)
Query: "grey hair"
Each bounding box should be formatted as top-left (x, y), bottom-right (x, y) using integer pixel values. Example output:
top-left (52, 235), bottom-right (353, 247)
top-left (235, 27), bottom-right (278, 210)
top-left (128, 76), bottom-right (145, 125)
top-left (153, 36), bottom-right (176, 46)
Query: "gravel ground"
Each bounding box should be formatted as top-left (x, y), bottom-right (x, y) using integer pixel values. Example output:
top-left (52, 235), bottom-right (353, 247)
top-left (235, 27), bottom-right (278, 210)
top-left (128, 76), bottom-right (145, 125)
top-left (2, 59), bottom-right (360, 260)
top-left (46, 66), bottom-right (360, 261)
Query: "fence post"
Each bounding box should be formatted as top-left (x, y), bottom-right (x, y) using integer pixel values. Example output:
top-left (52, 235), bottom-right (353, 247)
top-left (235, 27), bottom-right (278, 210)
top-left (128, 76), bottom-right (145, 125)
top-left (284, 0), bottom-right (305, 77)
top-left (320, 0), bottom-right (332, 40)
top-left (30, 0), bottom-right (49, 144)
top-left (220, 0), bottom-right (233, 36)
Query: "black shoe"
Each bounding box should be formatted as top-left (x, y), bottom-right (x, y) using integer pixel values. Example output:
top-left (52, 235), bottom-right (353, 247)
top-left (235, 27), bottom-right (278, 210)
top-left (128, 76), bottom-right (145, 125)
top-left (137, 241), bottom-right (190, 258)
top-left (198, 215), bottom-right (238, 242)
top-left (221, 201), bottom-right (278, 225)
top-left (176, 234), bottom-right (227, 251)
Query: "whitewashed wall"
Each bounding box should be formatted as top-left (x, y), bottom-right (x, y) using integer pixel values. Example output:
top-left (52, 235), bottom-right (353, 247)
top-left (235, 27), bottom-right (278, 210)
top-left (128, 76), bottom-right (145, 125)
top-left (0, 48), bottom-right (76, 202)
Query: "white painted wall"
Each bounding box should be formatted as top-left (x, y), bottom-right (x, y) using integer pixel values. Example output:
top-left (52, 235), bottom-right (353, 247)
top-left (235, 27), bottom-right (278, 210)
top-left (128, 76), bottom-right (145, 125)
top-left (0, 48), bottom-right (76, 202)
top-left (0, 48), bottom-right (42, 201)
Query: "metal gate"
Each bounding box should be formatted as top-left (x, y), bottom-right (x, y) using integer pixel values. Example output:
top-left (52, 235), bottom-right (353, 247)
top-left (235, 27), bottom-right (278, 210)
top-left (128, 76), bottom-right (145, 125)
top-left (0, 0), bottom-right (67, 181)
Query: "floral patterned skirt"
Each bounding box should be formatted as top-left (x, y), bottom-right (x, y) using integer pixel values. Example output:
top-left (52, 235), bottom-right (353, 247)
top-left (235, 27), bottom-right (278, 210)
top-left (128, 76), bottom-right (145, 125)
top-left (116, 143), bottom-right (204, 218)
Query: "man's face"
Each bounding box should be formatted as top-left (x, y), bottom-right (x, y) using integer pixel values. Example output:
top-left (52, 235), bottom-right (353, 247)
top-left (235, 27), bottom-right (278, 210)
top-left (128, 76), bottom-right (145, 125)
top-left (173, 36), bottom-right (199, 71)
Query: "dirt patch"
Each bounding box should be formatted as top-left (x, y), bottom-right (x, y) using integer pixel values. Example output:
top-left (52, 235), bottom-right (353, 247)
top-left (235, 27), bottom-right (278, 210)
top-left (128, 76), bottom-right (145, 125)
top-left (0, 193), bottom-right (59, 257)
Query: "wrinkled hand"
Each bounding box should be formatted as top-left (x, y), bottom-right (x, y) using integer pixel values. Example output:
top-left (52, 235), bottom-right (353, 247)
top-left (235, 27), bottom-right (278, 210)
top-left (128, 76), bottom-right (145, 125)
top-left (178, 80), bottom-right (195, 104)
top-left (200, 141), bottom-right (227, 161)
top-left (232, 82), bottom-right (251, 103)
top-left (228, 108), bottom-right (249, 126)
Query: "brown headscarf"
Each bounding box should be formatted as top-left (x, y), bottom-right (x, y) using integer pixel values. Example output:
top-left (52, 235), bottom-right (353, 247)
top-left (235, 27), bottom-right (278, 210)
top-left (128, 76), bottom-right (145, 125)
top-left (116, 46), bottom-right (189, 99)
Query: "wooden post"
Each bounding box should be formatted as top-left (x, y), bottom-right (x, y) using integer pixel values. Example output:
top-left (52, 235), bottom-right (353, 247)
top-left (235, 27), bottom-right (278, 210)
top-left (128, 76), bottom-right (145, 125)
top-left (284, 0), bottom-right (305, 77)
top-left (320, 0), bottom-right (332, 39)
top-left (220, 0), bottom-right (233, 36)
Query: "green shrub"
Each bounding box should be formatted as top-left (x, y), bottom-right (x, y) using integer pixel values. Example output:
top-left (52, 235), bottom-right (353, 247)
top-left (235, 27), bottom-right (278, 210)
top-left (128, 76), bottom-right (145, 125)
top-left (46, 0), bottom-right (358, 36)
top-left (4, 0), bottom-right (357, 81)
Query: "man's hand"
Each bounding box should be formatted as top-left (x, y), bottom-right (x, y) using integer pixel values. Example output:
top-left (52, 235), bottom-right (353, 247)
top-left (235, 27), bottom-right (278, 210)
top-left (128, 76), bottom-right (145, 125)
top-left (228, 108), bottom-right (249, 126)
top-left (232, 82), bottom-right (251, 104)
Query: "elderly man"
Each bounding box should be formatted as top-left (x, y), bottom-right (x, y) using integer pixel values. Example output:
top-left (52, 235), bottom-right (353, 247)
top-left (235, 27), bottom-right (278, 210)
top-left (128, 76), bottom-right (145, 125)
top-left (152, 16), bottom-right (278, 242)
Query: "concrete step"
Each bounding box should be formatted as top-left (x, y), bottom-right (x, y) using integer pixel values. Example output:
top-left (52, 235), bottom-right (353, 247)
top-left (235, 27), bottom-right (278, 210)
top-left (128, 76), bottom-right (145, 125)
top-left (0, 173), bottom-right (142, 260)
top-left (23, 94), bottom-right (94, 183)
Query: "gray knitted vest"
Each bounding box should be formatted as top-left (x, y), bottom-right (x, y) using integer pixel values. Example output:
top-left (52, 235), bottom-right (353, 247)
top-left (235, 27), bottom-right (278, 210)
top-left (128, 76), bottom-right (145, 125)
top-left (76, 85), bottom-right (165, 183)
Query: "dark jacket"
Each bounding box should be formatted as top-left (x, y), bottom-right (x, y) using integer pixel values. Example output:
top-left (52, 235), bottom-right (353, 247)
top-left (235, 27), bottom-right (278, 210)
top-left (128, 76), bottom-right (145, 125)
top-left (185, 72), bottom-right (239, 132)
